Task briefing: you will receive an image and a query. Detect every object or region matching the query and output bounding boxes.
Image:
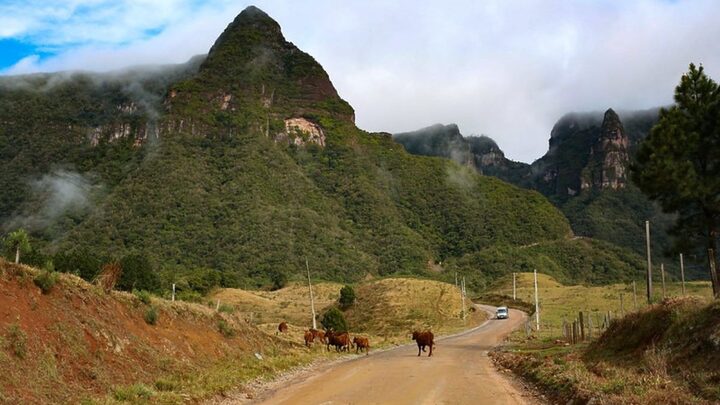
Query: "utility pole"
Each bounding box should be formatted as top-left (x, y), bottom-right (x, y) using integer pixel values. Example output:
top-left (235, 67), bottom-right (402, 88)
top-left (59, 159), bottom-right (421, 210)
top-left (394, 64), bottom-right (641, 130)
top-left (680, 253), bottom-right (686, 295)
top-left (645, 220), bottom-right (653, 304)
top-left (513, 272), bottom-right (517, 301)
top-left (461, 277), bottom-right (467, 321)
top-left (534, 269), bottom-right (540, 331)
top-left (660, 263), bottom-right (666, 299)
top-left (306, 258), bottom-right (317, 330)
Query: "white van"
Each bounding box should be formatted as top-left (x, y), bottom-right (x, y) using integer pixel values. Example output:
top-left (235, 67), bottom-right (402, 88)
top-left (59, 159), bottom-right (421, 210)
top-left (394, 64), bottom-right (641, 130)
top-left (496, 306), bottom-right (509, 319)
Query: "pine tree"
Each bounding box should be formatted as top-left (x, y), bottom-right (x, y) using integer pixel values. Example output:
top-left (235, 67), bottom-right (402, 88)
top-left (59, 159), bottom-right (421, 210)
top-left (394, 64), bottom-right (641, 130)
top-left (632, 63), bottom-right (720, 297)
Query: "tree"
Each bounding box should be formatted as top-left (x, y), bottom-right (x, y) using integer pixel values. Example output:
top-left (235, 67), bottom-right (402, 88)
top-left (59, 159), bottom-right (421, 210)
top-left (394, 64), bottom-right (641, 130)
top-left (117, 253), bottom-right (160, 292)
top-left (339, 285), bottom-right (356, 308)
top-left (632, 63), bottom-right (720, 297)
top-left (269, 269), bottom-right (287, 291)
top-left (320, 307), bottom-right (348, 332)
top-left (5, 229), bottom-right (31, 264)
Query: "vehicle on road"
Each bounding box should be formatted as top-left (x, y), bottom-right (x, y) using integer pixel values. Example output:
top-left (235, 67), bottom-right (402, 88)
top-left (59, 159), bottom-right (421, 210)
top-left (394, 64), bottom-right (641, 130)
top-left (496, 306), bottom-right (509, 319)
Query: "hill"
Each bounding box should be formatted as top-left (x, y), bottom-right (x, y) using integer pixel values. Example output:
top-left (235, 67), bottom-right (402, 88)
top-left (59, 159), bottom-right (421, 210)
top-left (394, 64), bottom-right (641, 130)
top-left (0, 258), bottom-right (306, 404)
top-left (393, 111), bottom-right (690, 278)
top-left (493, 296), bottom-right (720, 404)
top-left (0, 6), bottom-right (582, 289)
top-left (209, 277), bottom-right (486, 344)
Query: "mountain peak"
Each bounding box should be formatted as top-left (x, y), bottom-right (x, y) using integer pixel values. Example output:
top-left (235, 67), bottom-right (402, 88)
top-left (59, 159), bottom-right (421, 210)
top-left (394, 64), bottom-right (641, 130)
top-left (172, 6), bottom-right (354, 123)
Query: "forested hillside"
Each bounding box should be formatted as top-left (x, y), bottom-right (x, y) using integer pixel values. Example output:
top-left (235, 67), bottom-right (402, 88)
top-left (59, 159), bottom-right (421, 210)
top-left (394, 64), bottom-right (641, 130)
top-left (0, 7), bottom-right (645, 291)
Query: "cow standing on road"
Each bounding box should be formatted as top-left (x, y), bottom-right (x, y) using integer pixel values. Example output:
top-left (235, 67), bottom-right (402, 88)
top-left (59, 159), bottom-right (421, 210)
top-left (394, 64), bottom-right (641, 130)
top-left (412, 330), bottom-right (434, 357)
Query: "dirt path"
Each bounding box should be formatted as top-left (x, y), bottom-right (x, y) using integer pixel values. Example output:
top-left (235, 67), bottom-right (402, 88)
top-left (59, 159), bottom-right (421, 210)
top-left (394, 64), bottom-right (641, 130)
top-left (245, 306), bottom-right (531, 405)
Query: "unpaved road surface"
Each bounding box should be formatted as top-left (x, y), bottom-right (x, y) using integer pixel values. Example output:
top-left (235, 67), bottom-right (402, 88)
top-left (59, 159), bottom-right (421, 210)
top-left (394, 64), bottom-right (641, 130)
top-left (252, 306), bottom-right (531, 405)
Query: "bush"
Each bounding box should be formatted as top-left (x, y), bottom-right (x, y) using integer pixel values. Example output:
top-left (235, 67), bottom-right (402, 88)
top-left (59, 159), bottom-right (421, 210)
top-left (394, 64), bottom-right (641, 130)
top-left (269, 270), bottom-right (287, 291)
top-left (218, 303), bottom-right (235, 314)
top-left (112, 384), bottom-right (155, 401)
top-left (33, 268), bottom-right (59, 294)
top-left (321, 307), bottom-right (348, 332)
top-left (5, 323), bottom-right (27, 359)
top-left (118, 253), bottom-right (160, 292)
top-left (53, 249), bottom-right (102, 281)
top-left (176, 290), bottom-right (203, 303)
top-left (339, 285), bottom-right (356, 308)
top-left (144, 306), bottom-right (159, 325)
top-left (133, 290), bottom-right (152, 305)
top-left (217, 319), bottom-right (235, 337)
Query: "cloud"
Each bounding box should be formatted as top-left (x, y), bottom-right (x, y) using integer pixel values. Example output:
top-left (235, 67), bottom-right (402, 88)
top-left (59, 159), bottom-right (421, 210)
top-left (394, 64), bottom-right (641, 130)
top-left (2, 0), bottom-right (720, 162)
top-left (3, 170), bottom-right (100, 234)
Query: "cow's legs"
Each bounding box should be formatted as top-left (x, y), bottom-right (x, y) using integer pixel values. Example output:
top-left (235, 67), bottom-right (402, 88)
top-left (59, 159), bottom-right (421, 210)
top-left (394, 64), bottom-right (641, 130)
top-left (428, 343), bottom-right (433, 357)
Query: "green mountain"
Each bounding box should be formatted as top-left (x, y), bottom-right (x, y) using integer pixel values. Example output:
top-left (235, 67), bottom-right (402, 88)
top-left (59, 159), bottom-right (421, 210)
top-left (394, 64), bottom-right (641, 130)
top-left (393, 109), bottom-right (697, 278)
top-left (0, 6), bottom-right (645, 290)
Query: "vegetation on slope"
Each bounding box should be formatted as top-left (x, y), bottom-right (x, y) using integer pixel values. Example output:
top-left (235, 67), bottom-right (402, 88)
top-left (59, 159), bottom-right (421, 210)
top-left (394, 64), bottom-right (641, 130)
top-left (492, 296), bottom-right (720, 404)
top-left (445, 237), bottom-right (646, 293)
top-left (210, 277), bottom-right (486, 346)
top-left (0, 258), bottom-right (309, 404)
top-left (0, 7), bottom-right (570, 288)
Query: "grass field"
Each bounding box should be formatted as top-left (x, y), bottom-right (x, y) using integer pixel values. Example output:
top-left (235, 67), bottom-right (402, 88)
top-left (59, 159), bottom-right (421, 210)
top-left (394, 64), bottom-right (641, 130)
top-left (489, 272), bottom-right (713, 339)
top-left (210, 277), bottom-right (486, 348)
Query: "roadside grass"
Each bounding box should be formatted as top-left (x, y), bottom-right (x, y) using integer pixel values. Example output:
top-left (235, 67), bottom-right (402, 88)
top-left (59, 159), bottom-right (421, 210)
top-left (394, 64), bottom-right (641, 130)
top-left (89, 348), bottom-right (346, 404)
top-left (490, 272), bottom-right (718, 404)
top-left (490, 272), bottom-right (712, 340)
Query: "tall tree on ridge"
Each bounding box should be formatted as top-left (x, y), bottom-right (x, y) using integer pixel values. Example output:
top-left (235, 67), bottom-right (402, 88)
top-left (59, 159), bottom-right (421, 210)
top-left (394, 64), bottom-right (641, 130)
top-left (633, 63), bottom-right (720, 297)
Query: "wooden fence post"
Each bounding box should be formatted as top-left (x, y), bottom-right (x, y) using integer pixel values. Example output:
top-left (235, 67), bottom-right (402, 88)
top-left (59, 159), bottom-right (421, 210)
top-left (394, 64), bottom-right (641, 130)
top-left (579, 311), bottom-right (585, 342)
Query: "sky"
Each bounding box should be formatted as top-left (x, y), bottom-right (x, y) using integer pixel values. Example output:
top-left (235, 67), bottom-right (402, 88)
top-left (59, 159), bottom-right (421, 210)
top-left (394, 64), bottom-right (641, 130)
top-left (1, 0), bottom-right (719, 163)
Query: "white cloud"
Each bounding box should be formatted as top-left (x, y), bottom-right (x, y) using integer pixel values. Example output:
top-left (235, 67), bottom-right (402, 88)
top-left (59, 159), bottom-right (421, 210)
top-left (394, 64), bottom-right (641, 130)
top-left (2, 0), bottom-right (720, 162)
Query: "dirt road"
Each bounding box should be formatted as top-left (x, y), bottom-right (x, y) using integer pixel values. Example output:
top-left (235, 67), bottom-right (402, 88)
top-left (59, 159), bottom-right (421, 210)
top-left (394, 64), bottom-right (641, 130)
top-left (253, 306), bottom-right (530, 405)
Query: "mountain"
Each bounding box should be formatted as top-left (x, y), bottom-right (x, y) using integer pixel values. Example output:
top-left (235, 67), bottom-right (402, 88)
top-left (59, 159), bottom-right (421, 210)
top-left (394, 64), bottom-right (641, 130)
top-left (393, 109), bottom-right (690, 277)
top-left (0, 6), bottom-right (645, 290)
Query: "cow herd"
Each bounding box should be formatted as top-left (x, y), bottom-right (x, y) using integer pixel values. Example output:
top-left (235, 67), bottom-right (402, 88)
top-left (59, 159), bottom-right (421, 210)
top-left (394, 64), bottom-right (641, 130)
top-left (278, 323), bottom-right (435, 357)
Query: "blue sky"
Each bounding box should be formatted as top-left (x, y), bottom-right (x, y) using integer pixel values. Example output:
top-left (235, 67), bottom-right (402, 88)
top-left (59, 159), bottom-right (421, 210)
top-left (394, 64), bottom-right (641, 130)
top-left (1, 0), bottom-right (719, 162)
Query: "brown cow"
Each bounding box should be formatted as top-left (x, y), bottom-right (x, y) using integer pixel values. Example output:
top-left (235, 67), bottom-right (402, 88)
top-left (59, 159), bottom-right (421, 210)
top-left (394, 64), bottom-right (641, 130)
top-left (312, 329), bottom-right (326, 344)
top-left (353, 336), bottom-right (370, 355)
top-left (305, 329), bottom-right (326, 345)
top-left (325, 330), bottom-right (351, 352)
top-left (412, 330), bottom-right (434, 357)
top-left (277, 322), bottom-right (288, 335)
top-left (304, 330), bottom-right (314, 347)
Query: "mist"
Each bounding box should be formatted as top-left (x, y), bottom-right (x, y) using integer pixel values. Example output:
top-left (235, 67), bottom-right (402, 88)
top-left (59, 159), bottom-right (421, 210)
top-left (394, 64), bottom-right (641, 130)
top-left (4, 170), bottom-right (101, 234)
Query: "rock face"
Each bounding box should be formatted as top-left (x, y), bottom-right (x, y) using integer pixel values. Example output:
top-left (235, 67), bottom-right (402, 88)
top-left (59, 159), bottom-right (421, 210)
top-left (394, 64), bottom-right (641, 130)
top-left (581, 109), bottom-right (630, 191)
top-left (280, 117), bottom-right (326, 147)
top-left (393, 124), bottom-right (531, 183)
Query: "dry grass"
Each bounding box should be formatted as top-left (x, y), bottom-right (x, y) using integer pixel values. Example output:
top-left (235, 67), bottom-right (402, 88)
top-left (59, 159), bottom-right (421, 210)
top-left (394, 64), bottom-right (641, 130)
top-left (491, 272), bottom-right (713, 339)
top-left (491, 273), bottom-right (718, 404)
top-left (211, 277), bottom-right (487, 348)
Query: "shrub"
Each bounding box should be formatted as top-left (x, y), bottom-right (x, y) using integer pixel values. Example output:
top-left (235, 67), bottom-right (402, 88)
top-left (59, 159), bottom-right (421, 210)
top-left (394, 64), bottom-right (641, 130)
top-left (269, 270), bottom-right (287, 291)
top-left (118, 253), bottom-right (160, 292)
top-left (5, 323), bottom-right (27, 359)
top-left (33, 268), bottom-right (59, 294)
top-left (112, 384), bottom-right (155, 401)
top-left (217, 319), bottom-right (235, 338)
top-left (176, 290), bottom-right (203, 303)
top-left (321, 307), bottom-right (348, 332)
top-left (133, 290), bottom-right (152, 305)
top-left (144, 306), bottom-right (159, 325)
top-left (154, 378), bottom-right (177, 392)
top-left (339, 285), bottom-right (356, 308)
top-left (218, 303), bottom-right (235, 314)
